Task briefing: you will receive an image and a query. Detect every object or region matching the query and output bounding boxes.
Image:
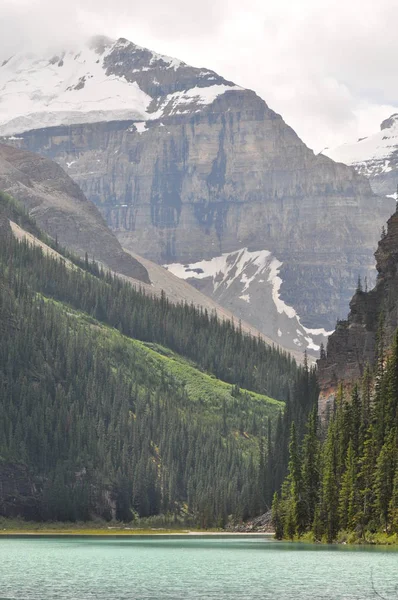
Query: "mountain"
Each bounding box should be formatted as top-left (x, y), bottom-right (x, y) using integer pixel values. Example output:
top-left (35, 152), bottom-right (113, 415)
top-left (323, 114), bottom-right (398, 198)
top-left (1, 36), bottom-right (394, 351)
top-left (0, 141), bottom-right (307, 360)
top-left (318, 206), bottom-right (398, 414)
top-left (0, 142), bottom-right (149, 282)
top-left (0, 192), bottom-right (319, 522)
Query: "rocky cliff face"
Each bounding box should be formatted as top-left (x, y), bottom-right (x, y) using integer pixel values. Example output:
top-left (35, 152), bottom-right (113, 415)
top-left (0, 202), bottom-right (11, 237)
top-left (0, 462), bottom-right (117, 520)
top-left (318, 209), bottom-right (398, 412)
top-left (1, 36), bottom-right (394, 346)
top-left (0, 463), bottom-right (42, 520)
top-left (0, 143), bottom-right (149, 282)
top-left (323, 114), bottom-right (398, 199)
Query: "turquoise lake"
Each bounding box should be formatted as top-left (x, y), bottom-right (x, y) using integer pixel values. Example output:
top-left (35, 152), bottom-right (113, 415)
top-left (0, 535), bottom-right (397, 599)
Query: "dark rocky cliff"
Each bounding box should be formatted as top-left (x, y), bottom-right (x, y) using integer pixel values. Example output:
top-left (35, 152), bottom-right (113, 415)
top-left (0, 463), bottom-right (42, 520)
top-left (318, 209), bottom-right (398, 412)
top-left (0, 143), bottom-right (149, 283)
top-left (0, 204), bottom-right (11, 237)
top-left (0, 463), bottom-right (117, 520)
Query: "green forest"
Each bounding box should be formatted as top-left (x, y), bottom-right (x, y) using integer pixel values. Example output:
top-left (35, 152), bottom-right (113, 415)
top-left (273, 334), bottom-right (398, 542)
top-left (0, 192), bottom-right (318, 525)
top-left (2, 190), bottom-right (397, 540)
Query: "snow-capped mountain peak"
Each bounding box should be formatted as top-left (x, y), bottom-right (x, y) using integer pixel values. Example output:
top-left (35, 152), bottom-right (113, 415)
top-left (323, 115), bottom-right (398, 175)
top-left (0, 35), bottom-right (242, 136)
top-left (322, 114), bottom-right (398, 197)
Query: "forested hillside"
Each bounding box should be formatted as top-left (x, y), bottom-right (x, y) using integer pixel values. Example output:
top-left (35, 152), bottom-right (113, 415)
top-left (0, 193), bottom-right (318, 524)
top-left (273, 337), bottom-right (398, 542)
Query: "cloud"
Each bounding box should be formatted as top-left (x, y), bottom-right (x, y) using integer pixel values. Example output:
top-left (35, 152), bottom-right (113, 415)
top-left (1, 0), bottom-right (398, 151)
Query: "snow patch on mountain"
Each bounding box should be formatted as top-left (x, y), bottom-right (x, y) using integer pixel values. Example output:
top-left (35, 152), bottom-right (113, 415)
top-left (165, 248), bottom-right (331, 355)
top-left (0, 46), bottom-right (151, 135)
top-left (324, 134), bottom-right (396, 166)
top-left (134, 122), bottom-right (148, 134)
top-left (267, 257), bottom-right (297, 319)
top-left (152, 85), bottom-right (243, 118)
top-left (322, 114), bottom-right (398, 182)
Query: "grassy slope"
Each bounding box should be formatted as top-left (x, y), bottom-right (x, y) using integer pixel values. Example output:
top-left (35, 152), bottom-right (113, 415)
top-left (140, 342), bottom-right (282, 412)
top-left (46, 298), bottom-right (283, 451)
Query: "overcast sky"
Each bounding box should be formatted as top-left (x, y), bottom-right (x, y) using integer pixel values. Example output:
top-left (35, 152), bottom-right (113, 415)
top-left (2, 0), bottom-right (398, 151)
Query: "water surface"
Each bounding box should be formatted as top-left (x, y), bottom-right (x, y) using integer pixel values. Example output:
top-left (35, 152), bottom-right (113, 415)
top-left (0, 535), bottom-right (397, 599)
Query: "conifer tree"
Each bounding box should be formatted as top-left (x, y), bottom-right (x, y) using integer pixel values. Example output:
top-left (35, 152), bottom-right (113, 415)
top-left (320, 420), bottom-right (339, 542)
top-left (374, 434), bottom-right (395, 530)
top-left (389, 467), bottom-right (398, 533)
top-left (271, 492), bottom-right (284, 540)
top-left (338, 441), bottom-right (358, 530)
top-left (301, 407), bottom-right (320, 527)
top-left (358, 425), bottom-right (378, 532)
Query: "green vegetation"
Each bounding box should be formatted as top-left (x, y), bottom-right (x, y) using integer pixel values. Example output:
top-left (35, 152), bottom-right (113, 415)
top-left (273, 326), bottom-right (398, 545)
top-left (0, 193), bottom-right (318, 526)
top-left (0, 516), bottom-right (193, 535)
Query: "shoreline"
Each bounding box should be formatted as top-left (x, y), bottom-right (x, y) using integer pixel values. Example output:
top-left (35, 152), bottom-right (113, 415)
top-left (0, 530), bottom-right (274, 538)
top-left (277, 534), bottom-right (398, 547)
top-left (0, 530), bottom-right (396, 545)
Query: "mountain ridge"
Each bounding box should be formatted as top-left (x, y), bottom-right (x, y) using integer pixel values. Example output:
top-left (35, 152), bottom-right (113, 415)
top-left (0, 142), bottom-right (150, 282)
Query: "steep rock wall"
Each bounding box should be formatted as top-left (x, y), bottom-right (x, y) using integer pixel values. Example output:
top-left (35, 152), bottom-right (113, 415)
top-left (318, 209), bottom-right (398, 412)
top-left (15, 90), bottom-right (393, 329)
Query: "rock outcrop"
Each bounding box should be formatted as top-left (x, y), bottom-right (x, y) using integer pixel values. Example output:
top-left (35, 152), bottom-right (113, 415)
top-left (0, 462), bottom-right (117, 521)
top-left (0, 143), bottom-right (149, 283)
top-left (318, 209), bottom-right (398, 413)
top-left (0, 463), bottom-right (42, 520)
top-left (0, 202), bottom-right (11, 237)
top-left (1, 36), bottom-right (394, 344)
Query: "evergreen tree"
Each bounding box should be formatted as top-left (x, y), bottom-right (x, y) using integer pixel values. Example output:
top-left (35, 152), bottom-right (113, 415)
top-left (374, 434), bottom-right (395, 530)
top-left (338, 441), bottom-right (358, 530)
top-left (319, 420), bottom-right (339, 542)
top-left (301, 407), bottom-right (320, 527)
top-left (271, 492), bottom-right (284, 540)
top-left (389, 467), bottom-right (398, 534)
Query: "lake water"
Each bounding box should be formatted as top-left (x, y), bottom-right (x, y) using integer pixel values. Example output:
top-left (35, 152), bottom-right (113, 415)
top-left (0, 535), bottom-right (397, 599)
